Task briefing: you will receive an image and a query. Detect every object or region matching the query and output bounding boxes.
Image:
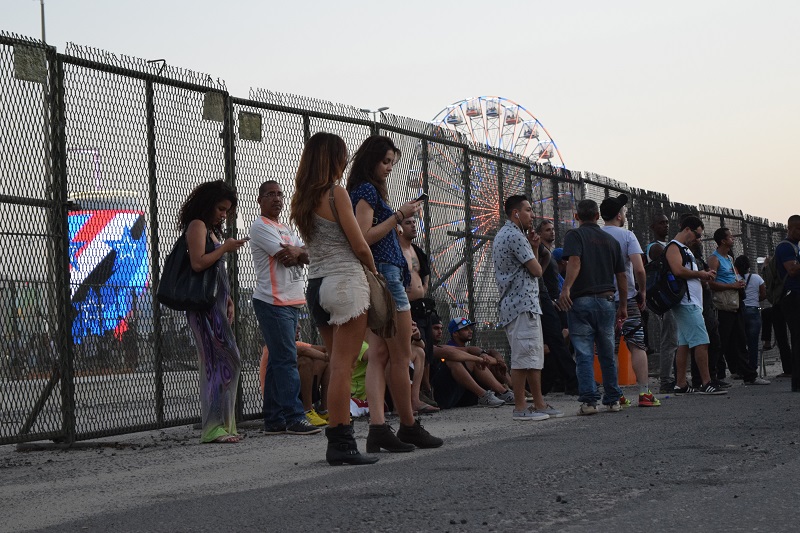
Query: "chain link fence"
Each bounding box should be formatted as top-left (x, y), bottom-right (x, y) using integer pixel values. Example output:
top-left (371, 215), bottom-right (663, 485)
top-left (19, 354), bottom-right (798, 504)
top-left (0, 32), bottom-right (788, 445)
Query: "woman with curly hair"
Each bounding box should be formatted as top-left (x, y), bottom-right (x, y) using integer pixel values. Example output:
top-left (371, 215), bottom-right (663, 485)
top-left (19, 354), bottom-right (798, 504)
top-left (179, 180), bottom-right (248, 443)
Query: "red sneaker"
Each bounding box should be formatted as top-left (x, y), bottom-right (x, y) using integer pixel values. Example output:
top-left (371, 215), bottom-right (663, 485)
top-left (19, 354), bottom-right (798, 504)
top-left (638, 391), bottom-right (661, 407)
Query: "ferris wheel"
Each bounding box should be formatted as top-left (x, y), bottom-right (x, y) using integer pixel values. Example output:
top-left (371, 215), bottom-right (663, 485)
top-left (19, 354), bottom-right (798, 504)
top-left (431, 96), bottom-right (565, 168)
top-left (407, 96), bottom-right (574, 319)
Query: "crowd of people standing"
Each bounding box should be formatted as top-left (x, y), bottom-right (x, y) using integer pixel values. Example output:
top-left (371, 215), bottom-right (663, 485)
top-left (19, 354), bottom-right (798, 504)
top-left (175, 132), bottom-right (800, 465)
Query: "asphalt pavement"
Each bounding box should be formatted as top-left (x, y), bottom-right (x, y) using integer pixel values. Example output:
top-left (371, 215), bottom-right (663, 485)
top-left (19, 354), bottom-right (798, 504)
top-left (2, 369), bottom-right (799, 533)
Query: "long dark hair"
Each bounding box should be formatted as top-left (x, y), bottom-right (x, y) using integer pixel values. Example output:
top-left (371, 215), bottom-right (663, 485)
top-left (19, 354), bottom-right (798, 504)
top-left (346, 135), bottom-right (401, 201)
top-left (290, 132), bottom-right (349, 242)
top-left (178, 180), bottom-right (238, 236)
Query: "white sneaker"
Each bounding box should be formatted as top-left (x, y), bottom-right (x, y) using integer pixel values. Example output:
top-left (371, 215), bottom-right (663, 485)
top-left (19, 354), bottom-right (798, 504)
top-left (495, 389), bottom-right (515, 404)
top-left (745, 377), bottom-right (771, 385)
top-left (512, 406), bottom-right (550, 421)
top-left (477, 390), bottom-right (504, 407)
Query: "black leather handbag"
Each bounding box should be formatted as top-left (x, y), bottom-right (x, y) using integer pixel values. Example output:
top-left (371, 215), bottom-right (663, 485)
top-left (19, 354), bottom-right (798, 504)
top-left (156, 232), bottom-right (218, 311)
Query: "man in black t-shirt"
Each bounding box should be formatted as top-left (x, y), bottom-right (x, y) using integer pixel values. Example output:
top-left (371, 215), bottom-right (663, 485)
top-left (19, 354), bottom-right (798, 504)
top-left (559, 199), bottom-right (627, 414)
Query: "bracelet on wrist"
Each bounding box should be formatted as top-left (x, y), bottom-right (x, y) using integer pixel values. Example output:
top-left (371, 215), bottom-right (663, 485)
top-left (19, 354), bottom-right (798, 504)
top-left (394, 211), bottom-right (403, 224)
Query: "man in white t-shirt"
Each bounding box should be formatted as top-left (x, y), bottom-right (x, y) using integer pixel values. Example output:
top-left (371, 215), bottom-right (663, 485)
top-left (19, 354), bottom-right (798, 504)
top-left (600, 194), bottom-right (660, 407)
top-left (250, 180), bottom-right (320, 435)
top-left (665, 216), bottom-right (726, 395)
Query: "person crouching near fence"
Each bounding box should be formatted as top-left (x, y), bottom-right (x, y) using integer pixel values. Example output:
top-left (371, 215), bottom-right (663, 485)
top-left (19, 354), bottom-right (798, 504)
top-left (290, 132), bottom-right (378, 465)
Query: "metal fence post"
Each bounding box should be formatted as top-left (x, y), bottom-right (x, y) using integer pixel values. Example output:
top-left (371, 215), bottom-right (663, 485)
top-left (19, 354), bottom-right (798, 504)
top-left (551, 176), bottom-right (560, 244)
top-left (221, 93), bottom-right (245, 421)
top-left (144, 79), bottom-right (165, 426)
top-left (421, 139), bottom-right (432, 263)
top-left (497, 159), bottom-right (505, 225)
top-left (302, 114), bottom-right (311, 143)
top-left (462, 149), bottom-right (475, 320)
top-left (51, 53), bottom-right (76, 444)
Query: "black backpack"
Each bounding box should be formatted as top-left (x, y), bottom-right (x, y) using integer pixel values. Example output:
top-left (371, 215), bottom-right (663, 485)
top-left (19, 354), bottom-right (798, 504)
top-left (764, 240), bottom-right (799, 305)
top-left (645, 241), bottom-right (690, 315)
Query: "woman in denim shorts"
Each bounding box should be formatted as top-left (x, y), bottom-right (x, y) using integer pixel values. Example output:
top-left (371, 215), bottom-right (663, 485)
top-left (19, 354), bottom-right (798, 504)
top-left (291, 132), bottom-right (378, 465)
top-left (347, 136), bottom-right (442, 453)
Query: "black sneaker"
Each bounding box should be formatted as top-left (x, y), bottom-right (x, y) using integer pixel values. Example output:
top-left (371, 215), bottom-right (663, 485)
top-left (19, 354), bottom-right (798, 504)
top-left (264, 425), bottom-right (286, 435)
top-left (286, 418), bottom-right (323, 435)
top-left (673, 384), bottom-right (695, 394)
top-left (697, 382), bottom-right (727, 395)
top-left (659, 382), bottom-right (676, 394)
top-left (712, 379), bottom-right (732, 389)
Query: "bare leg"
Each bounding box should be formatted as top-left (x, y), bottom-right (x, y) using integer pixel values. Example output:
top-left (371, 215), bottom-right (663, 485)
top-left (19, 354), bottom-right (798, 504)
top-left (319, 361), bottom-right (330, 412)
top-left (469, 363), bottom-right (508, 395)
top-left (511, 369), bottom-right (528, 411)
top-left (410, 345), bottom-right (430, 411)
top-left (628, 343), bottom-right (650, 392)
top-left (365, 332), bottom-right (390, 425)
top-left (380, 310), bottom-right (416, 426)
top-left (512, 368), bottom-right (546, 411)
top-left (317, 314), bottom-right (369, 428)
top-left (693, 344), bottom-right (712, 385)
top-left (447, 361), bottom-right (487, 397)
top-left (675, 345), bottom-right (690, 387)
top-left (422, 362), bottom-right (432, 396)
top-left (297, 356), bottom-right (314, 412)
top-left (527, 369), bottom-right (546, 410)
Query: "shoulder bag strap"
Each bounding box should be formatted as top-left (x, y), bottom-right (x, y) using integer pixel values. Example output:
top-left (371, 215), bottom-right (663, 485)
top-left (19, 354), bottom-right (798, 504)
top-left (328, 185), bottom-right (341, 227)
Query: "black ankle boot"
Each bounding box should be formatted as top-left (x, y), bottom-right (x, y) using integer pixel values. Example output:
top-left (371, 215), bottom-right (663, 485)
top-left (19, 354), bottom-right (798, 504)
top-left (397, 419), bottom-right (443, 449)
top-left (325, 424), bottom-right (378, 466)
top-left (366, 423), bottom-right (415, 453)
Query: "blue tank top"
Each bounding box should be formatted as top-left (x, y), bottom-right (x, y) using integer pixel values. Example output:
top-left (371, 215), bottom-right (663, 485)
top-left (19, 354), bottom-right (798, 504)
top-left (712, 250), bottom-right (736, 284)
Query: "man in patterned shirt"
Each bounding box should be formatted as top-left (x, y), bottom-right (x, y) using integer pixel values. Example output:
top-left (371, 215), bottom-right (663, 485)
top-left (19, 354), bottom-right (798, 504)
top-left (492, 195), bottom-right (563, 422)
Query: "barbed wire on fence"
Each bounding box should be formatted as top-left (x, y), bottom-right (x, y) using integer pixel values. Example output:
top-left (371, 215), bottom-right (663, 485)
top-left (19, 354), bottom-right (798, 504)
top-left (64, 42), bottom-right (227, 90)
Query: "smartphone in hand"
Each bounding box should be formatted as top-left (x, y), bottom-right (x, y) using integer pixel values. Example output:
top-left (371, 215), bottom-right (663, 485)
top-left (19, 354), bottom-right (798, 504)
top-left (415, 192), bottom-right (429, 203)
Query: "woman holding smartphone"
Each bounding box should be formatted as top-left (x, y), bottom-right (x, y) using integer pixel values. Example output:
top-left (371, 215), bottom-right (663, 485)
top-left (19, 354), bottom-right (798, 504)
top-left (180, 180), bottom-right (248, 443)
top-left (347, 135), bottom-right (443, 453)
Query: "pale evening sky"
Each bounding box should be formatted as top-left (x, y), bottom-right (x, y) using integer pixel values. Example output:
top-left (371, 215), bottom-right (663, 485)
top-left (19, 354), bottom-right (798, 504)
top-left (3, 0), bottom-right (798, 225)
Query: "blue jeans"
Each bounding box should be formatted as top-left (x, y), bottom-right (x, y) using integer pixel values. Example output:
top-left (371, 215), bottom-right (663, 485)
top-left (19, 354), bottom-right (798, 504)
top-left (742, 307), bottom-right (762, 372)
top-left (568, 295), bottom-right (622, 405)
top-left (252, 298), bottom-right (305, 428)
top-left (376, 262), bottom-right (411, 312)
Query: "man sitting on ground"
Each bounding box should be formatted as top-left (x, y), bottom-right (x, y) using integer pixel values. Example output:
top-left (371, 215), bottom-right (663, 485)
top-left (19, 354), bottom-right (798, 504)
top-left (429, 317), bottom-right (514, 409)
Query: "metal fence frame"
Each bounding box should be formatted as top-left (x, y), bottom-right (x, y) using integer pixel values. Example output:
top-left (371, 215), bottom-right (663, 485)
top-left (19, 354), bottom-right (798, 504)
top-left (0, 32), bottom-right (787, 445)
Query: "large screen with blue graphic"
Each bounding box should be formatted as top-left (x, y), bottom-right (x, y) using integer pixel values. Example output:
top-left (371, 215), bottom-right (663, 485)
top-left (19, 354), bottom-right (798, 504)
top-left (68, 210), bottom-right (148, 343)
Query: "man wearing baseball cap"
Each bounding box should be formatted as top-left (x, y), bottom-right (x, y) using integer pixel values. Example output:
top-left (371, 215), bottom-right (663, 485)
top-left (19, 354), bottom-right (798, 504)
top-left (427, 317), bottom-right (512, 409)
top-left (450, 318), bottom-right (512, 387)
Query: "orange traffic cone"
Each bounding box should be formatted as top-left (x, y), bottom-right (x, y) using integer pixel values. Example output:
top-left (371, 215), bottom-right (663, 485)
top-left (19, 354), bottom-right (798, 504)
top-left (593, 337), bottom-right (636, 386)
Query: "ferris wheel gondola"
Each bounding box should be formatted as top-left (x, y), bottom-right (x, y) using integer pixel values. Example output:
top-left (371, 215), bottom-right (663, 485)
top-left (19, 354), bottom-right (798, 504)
top-left (431, 96), bottom-right (565, 168)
